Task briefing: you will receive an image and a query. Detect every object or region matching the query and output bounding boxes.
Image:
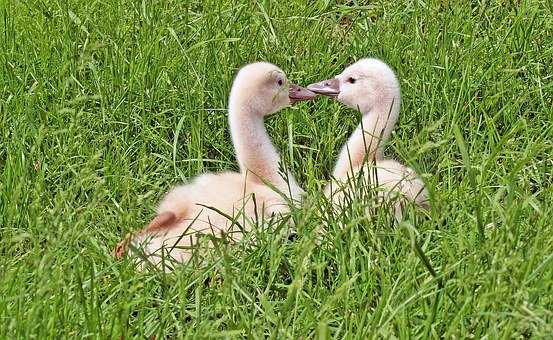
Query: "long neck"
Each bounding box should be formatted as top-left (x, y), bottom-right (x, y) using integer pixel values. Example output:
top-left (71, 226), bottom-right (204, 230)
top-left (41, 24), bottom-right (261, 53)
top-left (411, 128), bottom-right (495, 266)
top-left (331, 101), bottom-right (399, 181)
top-left (228, 103), bottom-right (300, 197)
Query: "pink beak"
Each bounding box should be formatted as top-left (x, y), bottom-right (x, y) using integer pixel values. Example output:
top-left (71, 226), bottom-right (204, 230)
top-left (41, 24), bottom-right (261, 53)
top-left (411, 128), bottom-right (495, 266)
top-left (289, 84), bottom-right (317, 103)
top-left (307, 78), bottom-right (340, 97)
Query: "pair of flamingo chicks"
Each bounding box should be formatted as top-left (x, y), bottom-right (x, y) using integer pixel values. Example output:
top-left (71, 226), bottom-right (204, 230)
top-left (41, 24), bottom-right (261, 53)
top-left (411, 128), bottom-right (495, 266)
top-left (115, 58), bottom-right (429, 271)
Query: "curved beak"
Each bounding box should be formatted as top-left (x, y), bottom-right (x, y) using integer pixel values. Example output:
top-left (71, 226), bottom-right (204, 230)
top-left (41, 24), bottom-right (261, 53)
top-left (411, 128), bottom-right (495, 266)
top-left (307, 78), bottom-right (340, 97)
top-left (289, 84), bottom-right (317, 104)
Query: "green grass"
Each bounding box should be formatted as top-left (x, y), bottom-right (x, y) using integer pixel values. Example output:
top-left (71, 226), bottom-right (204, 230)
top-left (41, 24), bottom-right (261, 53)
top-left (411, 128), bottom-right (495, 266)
top-left (1, 0), bottom-right (552, 338)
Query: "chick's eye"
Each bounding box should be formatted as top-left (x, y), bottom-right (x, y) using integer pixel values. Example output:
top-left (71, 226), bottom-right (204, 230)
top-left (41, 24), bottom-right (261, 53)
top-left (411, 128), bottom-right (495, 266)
top-left (277, 79), bottom-right (283, 86)
top-left (347, 77), bottom-right (356, 84)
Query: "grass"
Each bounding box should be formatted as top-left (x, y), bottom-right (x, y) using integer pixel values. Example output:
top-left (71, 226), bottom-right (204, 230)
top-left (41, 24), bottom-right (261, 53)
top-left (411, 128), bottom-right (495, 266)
top-left (1, 0), bottom-right (552, 338)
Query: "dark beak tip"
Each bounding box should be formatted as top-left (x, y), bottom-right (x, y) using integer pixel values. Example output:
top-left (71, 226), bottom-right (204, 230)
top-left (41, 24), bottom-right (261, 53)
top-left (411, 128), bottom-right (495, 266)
top-left (289, 92), bottom-right (316, 102)
top-left (289, 84), bottom-right (317, 102)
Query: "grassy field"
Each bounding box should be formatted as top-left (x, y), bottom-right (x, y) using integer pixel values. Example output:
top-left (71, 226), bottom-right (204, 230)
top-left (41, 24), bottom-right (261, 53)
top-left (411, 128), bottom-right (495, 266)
top-left (1, 0), bottom-right (552, 338)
